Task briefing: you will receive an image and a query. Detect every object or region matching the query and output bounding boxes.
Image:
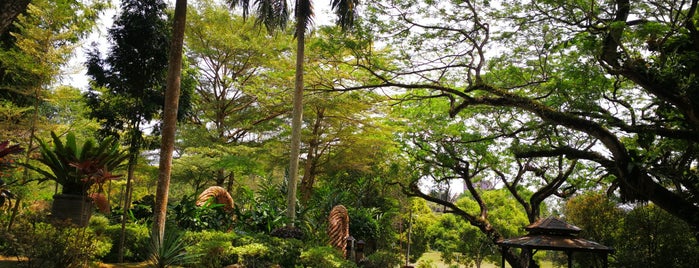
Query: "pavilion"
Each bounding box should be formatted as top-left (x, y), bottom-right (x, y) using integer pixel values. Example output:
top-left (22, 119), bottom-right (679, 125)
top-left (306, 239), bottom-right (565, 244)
top-left (497, 217), bottom-right (614, 268)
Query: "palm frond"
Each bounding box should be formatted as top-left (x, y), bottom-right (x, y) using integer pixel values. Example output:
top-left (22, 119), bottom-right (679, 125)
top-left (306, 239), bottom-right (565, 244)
top-left (330, 0), bottom-right (357, 30)
top-left (295, 0), bottom-right (314, 34)
top-left (253, 0), bottom-right (290, 32)
top-left (226, 0), bottom-right (253, 18)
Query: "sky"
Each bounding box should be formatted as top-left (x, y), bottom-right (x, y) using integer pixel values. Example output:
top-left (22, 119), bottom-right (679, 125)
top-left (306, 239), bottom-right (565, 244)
top-left (62, 0), bottom-right (335, 91)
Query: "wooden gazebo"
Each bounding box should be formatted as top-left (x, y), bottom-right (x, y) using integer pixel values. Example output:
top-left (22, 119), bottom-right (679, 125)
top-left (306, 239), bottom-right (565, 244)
top-left (497, 217), bottom-right (614, 268)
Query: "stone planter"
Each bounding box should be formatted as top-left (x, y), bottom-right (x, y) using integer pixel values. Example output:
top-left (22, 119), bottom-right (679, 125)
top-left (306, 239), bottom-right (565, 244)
top-left (51, 194), bottom-right (93, 227)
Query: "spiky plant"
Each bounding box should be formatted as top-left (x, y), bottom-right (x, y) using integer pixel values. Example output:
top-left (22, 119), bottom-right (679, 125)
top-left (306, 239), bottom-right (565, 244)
top-left (29, 131), bottom-right (128, 196)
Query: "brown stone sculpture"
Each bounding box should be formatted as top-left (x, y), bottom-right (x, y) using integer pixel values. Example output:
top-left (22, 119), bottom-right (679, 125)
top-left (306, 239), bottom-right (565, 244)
top-left (328, 205), bottom-right (350, 257)
top-left (196, 186), bottom-right (234, 212)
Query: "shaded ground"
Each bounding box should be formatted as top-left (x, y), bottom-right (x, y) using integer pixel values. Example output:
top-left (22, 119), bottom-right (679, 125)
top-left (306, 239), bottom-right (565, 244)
top-left (0, 256), bottom-right (148, 268)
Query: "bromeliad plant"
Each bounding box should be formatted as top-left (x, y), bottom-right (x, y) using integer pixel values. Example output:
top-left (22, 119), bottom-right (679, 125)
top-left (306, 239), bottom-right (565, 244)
top-left (31, 131), bottom-right (128, 197)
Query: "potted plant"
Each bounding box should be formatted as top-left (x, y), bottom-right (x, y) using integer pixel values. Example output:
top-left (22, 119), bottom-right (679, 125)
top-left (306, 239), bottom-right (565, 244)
top-left (30, 131), bottom-right (127, 226)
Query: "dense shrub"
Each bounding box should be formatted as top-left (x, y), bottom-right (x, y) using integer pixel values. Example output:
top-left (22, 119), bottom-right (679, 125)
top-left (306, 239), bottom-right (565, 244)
top-left (183, 230), bottom-right (239, 268)
top-left (361, 250), bottom-right (402, 268)
top-left (254, 235), bottom-right (302, 268)
top-left (4, 221), bottom-right (111, 268)
top-left (183, 230), bottom-right (302, 268)
top-left (102, 222), bottom-right (150, 262)
top-left (298, 246), bottom-right (357, 268)
top-left (171, 195), bottom-right (235, 231)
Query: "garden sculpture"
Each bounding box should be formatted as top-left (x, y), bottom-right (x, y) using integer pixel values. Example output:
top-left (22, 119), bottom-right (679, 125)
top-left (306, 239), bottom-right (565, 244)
top-left (196, 186), bottom-right (235, 212)
top-left (328, 205), bottom-right (350, 257)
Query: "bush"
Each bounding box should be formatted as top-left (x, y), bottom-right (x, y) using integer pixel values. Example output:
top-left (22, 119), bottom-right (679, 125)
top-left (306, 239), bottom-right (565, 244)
top-left (183, 231), bottom-right (302, 268)
top-left (416, 259), bottom-right (437, 268)
top-left (171, 195), bottom-right (235, 232)
top-left (4, 221), bottom-right (111, 268)
top-left (252, 235), bottom-right (302, 268)
top-left (298, 246), bottom-right (357, 268)
top-left (88, 214), bottom-right (110, 235)
top-left (102, 223), bottom-right (150, 262)
top-left (183, 230), bottom-right (239, 268)
top-left (361, 250), bottom-right (402, 268)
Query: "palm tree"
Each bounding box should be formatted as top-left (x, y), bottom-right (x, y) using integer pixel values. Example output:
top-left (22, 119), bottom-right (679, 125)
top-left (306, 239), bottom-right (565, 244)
top-left (152, 0), bottom-right (187, 242)
top-left (226, 0), bottom-right (358, 227)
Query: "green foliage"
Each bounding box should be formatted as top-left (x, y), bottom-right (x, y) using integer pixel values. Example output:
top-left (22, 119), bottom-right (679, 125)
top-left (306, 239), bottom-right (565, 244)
top-left (29, 131), bottom-right (127, 195)
top-left (147, 228), bottom-right (201, 268)
top-left (565, 192), bottom-right (622, 248)
top-left (298, 246), bottom-right (357, 268)
top-left (400, 198), bottom-right (436, 262)
top-left (170, 194), bottom-right (235, 232)
top-left (102, 223), bottom-right (151, 262)
top-left (182, 231), bottom-right (301, 268)
top-left (183, 230), bottom-right (239, 268)
top-left (3, 221), bottom-right (111, 268)
top-left (456, 190), bottom-right (529, 238)
top-left (565, 193), bottom-right (699, 267)
top-left (0, 0), bottom-right (106, 104)
top-left (234, 181), bottom-right (288, 234)
top-left (416, 258), bottom-right (437, 268)
top-left (88, 214), bottom-right (110, 235)
top-left (427, 213), bottom-right (496, 267)
top-left (361, 250), bottom-right (402, 268)
top-left (614, 204), bottom-right (699, 268)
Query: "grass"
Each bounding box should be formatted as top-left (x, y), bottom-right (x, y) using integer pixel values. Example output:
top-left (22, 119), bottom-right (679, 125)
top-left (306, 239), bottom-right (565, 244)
top-left (415, 251), bottom-right (560, 268)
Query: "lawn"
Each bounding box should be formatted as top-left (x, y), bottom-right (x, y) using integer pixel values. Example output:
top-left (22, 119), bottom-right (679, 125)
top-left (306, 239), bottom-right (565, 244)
top-left (416, 251), bottom-right (560, 268)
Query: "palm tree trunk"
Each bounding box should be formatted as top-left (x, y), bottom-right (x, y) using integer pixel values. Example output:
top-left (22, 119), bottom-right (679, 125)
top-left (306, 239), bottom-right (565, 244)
top-left (287, 16), bottom-right (307, 228)
top-left (152, 0), bottom-right (187, 240)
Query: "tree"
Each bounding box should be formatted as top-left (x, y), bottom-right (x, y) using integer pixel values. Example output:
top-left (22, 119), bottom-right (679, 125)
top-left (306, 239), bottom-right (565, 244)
top-left (426, 190), bottom-right (530, 268)
top-left (356, 0), bottom-right (699, 242)
top-left (0, 0), bottom-right (105, 232)
top-left (0, 0), bottom-right (30, 35)
top-left (84, 0), bottom-right (193, 260)
top-left (564, 192), bottom-right (623, 267)
top-left (386, 92), bottom-right (580, 267)
top-left (179, 2), bottom-right (292, 190)
top-left (1, 0), bottom-right (105, 135)
top-left (565, 193), bottom-right (699, 267)
top-left (615, 204), bottom-right (699, 267)
top-left (152, 0), bottom-right (187, 243)
top-left (226, 0), bottom-right (359, 227)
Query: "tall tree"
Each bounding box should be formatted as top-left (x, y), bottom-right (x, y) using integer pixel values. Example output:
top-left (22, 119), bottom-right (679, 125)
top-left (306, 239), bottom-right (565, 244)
top-left (152, 0), bottom-right (187, 242)
top-left (84, 0), bottom-right (192, 260)
top-left (1, 0), bottom-right (105, 132)
top-left (226, 0), bottom-right (359, 227)
top-left (357, 0), bottom-right (699, 243)
top-left (180, 2), bottom-right (292, 190)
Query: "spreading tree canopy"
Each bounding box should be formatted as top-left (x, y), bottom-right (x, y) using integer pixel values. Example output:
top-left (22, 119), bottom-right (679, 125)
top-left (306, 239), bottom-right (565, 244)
top-left (359, 0), bottom-right (699, 234)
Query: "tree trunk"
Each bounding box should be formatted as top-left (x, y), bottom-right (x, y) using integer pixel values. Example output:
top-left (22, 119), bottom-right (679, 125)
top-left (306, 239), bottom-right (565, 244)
top-left (152, 0), bottom-right (186, 240)
top-left (0, 0), bottom-right (29, 34)
top-left (300, 108), bottom-right (323, 204)
top-left (118, 152), bottom-right (138, 262)
top-left (287, 14), bottom-right (307, 228)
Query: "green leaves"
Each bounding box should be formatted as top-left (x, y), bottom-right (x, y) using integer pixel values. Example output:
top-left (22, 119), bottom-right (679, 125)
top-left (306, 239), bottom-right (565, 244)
top-left (30, 131), bottom-right (127, 195)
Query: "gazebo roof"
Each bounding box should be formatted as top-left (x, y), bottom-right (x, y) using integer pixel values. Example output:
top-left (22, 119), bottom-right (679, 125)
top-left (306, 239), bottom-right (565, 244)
top-left (525, 217), bottom-right (581, 235)
top-left (497, 217), bottom-right (614, 253)
top-left (498, 234), bottom-right (614, 253)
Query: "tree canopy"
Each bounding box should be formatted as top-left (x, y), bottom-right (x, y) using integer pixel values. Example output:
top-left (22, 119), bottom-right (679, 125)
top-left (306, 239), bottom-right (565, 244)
top-left (2, 0), bottom-right (699, 267)
top-left (352, 0), bottom-right (699, 237)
